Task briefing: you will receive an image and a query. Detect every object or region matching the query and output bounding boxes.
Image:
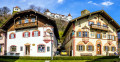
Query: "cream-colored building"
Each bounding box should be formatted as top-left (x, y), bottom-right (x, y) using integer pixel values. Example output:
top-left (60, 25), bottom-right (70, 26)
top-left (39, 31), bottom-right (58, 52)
top-left (62, 10), bottom-right (120, 56)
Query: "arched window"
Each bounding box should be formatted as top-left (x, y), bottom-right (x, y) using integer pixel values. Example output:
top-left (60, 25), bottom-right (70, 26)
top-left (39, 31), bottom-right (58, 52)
top-left (32, 30), bottom-right (40, 37)
top-left (10, 45), bottom-right (16, 52)
top-left (38, 44), bottom-right (45, 52)
top-left (9, 33), bottom-right (16, 39)
top-left (23, 32), bottom-right (30, 37)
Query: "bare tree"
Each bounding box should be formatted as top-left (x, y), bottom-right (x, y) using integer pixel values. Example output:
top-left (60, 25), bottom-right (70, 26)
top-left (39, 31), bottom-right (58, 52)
top-left (29, 5), bottom-right (36, 10)
top-left (2, 6), bottom-right (10, 16)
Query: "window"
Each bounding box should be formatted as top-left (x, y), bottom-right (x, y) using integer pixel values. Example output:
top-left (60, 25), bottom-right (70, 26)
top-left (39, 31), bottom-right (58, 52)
top-left (112, 47), bottom-right (115, 51)
top-left (103, 24), bottom-right (107, 27)
top-left (88, 45), bottom-right (92, 51)
top-left (47, 46), bottom-right (50, 52)
top-left (0, 34), bottom-right (2, 40)
top-left (9, 33), bottom-right (16, 39)
top-left (25, 19), bottom-right (29, 23)
top-left (78, 32), bottom-right (81, 37)
top-left (113, 36), bottom-right (115, 40)
top-left (97, 34), bottom-right (100, 38)
top-left (31, 18), bottom-right (35, 22)
top-left (89, 22), bottom-right (94, 26)
top-left (0, 45), bottom-right (1, 52)
top-left (23, 32), bottom-right (30, 37)
top-left (105, 46), bottom-right (109, 51)
top-left (20, 46), bottom-right (23, 51)
top-left (38, 45), bottom-right (45, 52)
top-left (19, 20), bottom-right (21, 24)
top-left (97, 22), bottom-right (100, 26)
top-left (83, 32), bottom-right (88, 37)
top-left (10, 46), bottom-right (16, 52)
top-left (79, 45), bottom-right (83, 51)
top-left (108, 35), bottom-right (112, 39)
top-left (32, 31), bottom-right (40, 37)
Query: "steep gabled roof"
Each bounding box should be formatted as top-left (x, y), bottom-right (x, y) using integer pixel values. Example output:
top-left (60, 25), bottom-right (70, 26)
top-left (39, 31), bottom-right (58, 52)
top-left (63, 10), bottom-right (120, 36)
top-left (1, 9), bottom-right (59, 39)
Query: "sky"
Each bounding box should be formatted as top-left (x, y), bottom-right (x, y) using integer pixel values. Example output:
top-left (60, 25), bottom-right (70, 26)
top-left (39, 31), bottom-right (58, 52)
top-left (0, 0), bottom-right (120, 24)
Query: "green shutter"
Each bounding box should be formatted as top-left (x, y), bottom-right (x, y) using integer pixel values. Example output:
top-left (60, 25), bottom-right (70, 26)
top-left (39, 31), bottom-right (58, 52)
top-left (83, 45), bottom-right (85, 51)
top-left (76, 45), bottom-right (79, 51)
top-left (92, 46), bottom-right (94, 51)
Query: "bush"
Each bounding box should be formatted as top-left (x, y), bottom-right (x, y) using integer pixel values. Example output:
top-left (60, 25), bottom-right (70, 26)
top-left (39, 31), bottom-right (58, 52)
top-left (0, 56), bottom-right (118, 60)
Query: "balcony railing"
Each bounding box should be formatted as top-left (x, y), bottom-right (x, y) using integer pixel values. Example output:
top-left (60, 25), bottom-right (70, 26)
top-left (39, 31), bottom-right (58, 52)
top-left (15, 22), bottom-right (37, 29)
top-left (90, 24), bottom-right (108, 31)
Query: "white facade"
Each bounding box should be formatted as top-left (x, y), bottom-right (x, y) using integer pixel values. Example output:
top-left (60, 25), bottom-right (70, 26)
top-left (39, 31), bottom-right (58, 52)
top-left (7, 27), bottom-right (57, 56)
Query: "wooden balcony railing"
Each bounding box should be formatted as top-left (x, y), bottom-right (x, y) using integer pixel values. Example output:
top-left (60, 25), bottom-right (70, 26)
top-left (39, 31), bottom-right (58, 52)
top-left (15, 22), bottom-right (37, 29)
top-left (90, 24), bottom-right (108, 31)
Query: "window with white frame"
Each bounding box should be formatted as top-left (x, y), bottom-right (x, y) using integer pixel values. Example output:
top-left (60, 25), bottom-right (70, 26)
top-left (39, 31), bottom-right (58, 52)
top-left (79, 45), bottom-right (83, 51)
top-left (10, 46), bottom-right (16, 52)
top-left (38, 45), bottom-right (45, 52)
top-left (24, 32), bottom-right (29, 37)
top-left (34, 31), bottom-right (38, 36)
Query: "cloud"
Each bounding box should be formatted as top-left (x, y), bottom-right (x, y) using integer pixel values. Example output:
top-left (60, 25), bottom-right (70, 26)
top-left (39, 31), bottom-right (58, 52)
top-left (57, 0), bottom-right (63, 3)
top-left (101, 1), bottom-right (114, 6)
top-left (88, 1), bottom-right (98, 5)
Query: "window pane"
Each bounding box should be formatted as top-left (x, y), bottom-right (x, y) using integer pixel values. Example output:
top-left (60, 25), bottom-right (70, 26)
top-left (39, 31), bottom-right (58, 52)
top-left (79, 45), bottom-right (83, 51)
top-left (11, 34), bottom-right (14, 39)
top-left (38, 45), bottom-right (45, 52)
top-left (25, 32), bottom-right (29, 37)
top-left (88, 46), bottom-right (92, 51)
top-left (31, 18), bottom-right (35, 22)
top-left (47, 46), bottom-right (50, 52)
top-left (97, 22), bottom-right (100, 26)
top-left (11, 46), bottom-right (16, 52)
top-left (25, 19), bottom-right (29, 23)
top-left (97, 34), bottom-right (100, 38)
top-left (78, 32), bottom-right (81, 37)
top-left (34, 31), bottom-right (38, 36)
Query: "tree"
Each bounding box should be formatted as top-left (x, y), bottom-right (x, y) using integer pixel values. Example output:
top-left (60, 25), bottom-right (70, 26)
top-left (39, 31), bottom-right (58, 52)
top-left (29, 5), bottom-right (36, 10)
top-left (2, 6), bottom-right (10, 16)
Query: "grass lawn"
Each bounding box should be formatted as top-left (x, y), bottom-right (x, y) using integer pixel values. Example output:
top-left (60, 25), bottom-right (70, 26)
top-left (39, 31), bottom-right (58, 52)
top-left (0, 58), bottom-right (120, 62)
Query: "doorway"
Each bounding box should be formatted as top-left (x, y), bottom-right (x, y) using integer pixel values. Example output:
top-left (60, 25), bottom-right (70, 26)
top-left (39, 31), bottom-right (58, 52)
top-left (25, 45), bottom-right (30, 55)
top-left (97, 44), bottom-right (101, 55)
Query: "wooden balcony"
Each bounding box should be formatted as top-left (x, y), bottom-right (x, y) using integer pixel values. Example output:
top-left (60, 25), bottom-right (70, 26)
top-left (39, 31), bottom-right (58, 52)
top-left (15, 22), bottom-right (37, 29)
top-left (90, 24), bottom-right (108, 31)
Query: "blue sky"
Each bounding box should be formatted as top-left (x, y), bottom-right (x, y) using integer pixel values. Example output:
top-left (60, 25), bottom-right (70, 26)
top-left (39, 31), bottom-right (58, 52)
top-left (0, 0), bottom-right (120, 24)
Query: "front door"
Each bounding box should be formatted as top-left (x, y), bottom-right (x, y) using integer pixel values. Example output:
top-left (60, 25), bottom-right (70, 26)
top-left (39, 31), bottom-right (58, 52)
top-left (97, 44), bottom-right (101, 55)
top-left (25, 45), bottom-right (30, 55)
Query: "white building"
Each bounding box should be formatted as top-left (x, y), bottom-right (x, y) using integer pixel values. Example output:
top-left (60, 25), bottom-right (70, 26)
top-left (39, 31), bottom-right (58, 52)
top-left (44, 9), bottom-right (72, 21)
top-left (2, 9), bottom-right (59, 56)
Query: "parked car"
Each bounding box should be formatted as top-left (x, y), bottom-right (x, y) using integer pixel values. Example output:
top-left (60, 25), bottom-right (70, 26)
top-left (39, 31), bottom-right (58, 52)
top-left (60, 50), bottom-right (68, 56)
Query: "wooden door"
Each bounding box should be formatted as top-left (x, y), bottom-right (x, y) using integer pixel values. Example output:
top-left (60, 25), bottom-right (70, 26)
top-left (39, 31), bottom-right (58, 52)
top-left (97, 44), bottom-right (101, 55)
top-left (25, 45), bottom-right (30, 55)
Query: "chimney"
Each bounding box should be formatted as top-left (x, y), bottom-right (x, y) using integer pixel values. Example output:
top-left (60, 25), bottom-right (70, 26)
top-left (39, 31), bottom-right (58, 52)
top-left (81, 9), bottom-right (90, 16)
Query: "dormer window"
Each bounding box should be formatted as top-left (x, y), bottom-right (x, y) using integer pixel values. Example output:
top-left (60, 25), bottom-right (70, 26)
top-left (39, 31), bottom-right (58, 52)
top-left (25, 19), bottom-right (29, 23)
top-left (19, 20), bottom-right (21, 24)
top-left (31, 18), bottom-right (35, 22)
top-left (9, 33), bottom-right (16, 39)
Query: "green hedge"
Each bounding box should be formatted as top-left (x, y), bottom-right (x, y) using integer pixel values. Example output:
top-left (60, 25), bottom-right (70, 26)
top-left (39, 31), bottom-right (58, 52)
top-left (0, 56), bottom-right (119, 60)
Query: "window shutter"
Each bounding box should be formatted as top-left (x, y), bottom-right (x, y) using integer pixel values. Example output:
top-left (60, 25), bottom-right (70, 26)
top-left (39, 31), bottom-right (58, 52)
top-left (23, 33), bottom-right (25, 37)
top-left (111, 47), bottom-right (112, 51)
top-left (114, 36), bottom-right (116, 41)
top-left (38, 31), bottom-right (40, 36)
top-left (14, 34), bottom-right (16, 38)
top-left (28, 32), bottom-right (30, 37)
top-left (115, 47), bottom-right (116, 51)
top-left (104, 46), bottom-right (105, 51)
top-left (76, 45), bottom-right (79, 51)
top-left (9, 34), bottom-right (11, 39)
top-left (77, 32), bottom-right (79, 37)
top-left (32, 31), bottom-right (34, 37)
top-left (87, 45), bottom-right (88, 51)
top-left (96, 33), bottom-right (97, 38)
top-left (92, 46), bottom-right (94, 51)
top-left (100, 34), bottom-right (102, 39)
top-left (108, 47), bottom-right (110, 51)
top-left (83, 45), bottom-right (85, 51)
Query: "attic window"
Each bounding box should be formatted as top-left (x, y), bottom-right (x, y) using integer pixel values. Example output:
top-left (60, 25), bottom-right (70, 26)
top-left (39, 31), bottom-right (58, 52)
top-left (101, 19), bottom-right (103, 20)
top-left (94, 17), bottom-right (97, 19)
